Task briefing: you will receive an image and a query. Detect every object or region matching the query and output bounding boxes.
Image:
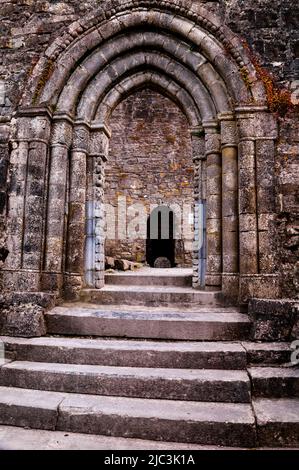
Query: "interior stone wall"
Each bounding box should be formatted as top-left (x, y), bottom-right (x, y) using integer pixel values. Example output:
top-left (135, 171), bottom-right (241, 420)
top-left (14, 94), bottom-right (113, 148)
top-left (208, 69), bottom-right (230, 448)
top-left (105, 88), bottom-right (194, 266)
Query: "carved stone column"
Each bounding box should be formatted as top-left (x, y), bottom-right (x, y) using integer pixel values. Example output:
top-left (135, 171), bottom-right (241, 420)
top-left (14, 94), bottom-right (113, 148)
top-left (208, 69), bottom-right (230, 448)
top-left (85, 122), bottom-right (110, 289)
top-left (42, 113), bottom-right (73, 292)
top-left (203, 120), bottom-right (222, 289)
top-left (219, 113), bottom-right (239, 301)
top-left (65, 120), bottom-right (90, 298)
top-left (191, 126), bottom-right (206, 289)
top-left (4, 107), bottom-right (52, 292)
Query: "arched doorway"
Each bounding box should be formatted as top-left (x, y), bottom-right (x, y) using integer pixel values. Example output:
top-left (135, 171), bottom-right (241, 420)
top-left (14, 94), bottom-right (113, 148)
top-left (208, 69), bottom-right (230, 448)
top-left (3, 0), bottom-right (279, 305)
top-left (146, 206), bottom-right (176, 268)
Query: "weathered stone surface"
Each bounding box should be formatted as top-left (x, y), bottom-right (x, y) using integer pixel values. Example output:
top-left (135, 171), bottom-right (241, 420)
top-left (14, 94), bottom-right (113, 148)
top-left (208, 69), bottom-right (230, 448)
top-left (243, 342), bottom-right (292, 366)
top-left (0, 361), bottom-right (251, 403)
top-left (0, 302), bottom-right (46, 338)
top-left (0, 0), bottom-right (298, 303)
top-left (0, 336), bottom-right (247, 370)
top-left (0, 425), bottom-right (211, 451)
top-left (0, 386), bottom-right (64, 431)
top-left (45, 304), bottom-right (251, 341)
top-left (249, 367), bottom-right (299, 398)
top-left (253, 398), bottom-right (299, 447)
top-left (57, 393), bottom-right (256, 447)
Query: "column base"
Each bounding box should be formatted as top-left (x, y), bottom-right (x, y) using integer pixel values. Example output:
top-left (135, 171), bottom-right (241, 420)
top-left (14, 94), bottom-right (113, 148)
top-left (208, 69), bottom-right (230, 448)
top-left (205, 273), bottom-right (222, 289)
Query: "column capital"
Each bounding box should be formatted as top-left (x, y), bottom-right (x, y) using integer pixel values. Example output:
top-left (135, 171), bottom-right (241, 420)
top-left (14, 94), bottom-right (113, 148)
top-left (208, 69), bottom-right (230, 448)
top-left (190, 125), bottom-right (204, 138)
top-left (72, 120), bottom-right (90, 154)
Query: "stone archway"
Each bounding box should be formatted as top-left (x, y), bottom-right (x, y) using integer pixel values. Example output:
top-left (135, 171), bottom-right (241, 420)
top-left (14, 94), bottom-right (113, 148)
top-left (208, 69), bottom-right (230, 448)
top-left (3, 0), bottom-right (280, 305)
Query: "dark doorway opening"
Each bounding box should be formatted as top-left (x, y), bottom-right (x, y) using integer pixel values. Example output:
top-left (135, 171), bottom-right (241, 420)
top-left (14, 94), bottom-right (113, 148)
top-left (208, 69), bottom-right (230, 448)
top-left (146, 206), bottom-right (176, 267)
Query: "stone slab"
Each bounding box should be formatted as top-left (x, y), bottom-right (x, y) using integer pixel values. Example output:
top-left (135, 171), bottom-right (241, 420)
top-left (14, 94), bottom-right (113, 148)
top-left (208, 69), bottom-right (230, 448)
top-left (243, 342), bottom-right (292, 365)
top-left (0, 425), bottom-right (217, 450)
top-left (57, 393), bottom-right (256, 447)
top-left (249, 367), bottom-right (299, 398)
top-left (0, 361), bottom-right (251, 403)
top-left (1, 336), bottom-right (247, 369)
top-left (45, 305), bottom-right (251, 341)
top-left (0, 386), bottom-right (65, 430)
top-left (80, 286), bottom-right (223, 307)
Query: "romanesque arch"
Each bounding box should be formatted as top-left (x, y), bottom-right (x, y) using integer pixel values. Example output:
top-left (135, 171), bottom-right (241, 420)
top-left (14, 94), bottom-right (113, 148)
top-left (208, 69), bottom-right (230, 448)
top-left (3, 0), bottom-right (280, 304)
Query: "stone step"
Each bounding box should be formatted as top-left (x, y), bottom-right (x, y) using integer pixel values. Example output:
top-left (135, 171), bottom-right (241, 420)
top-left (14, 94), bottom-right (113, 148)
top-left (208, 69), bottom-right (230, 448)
top-left (242, 342), bottom-right (292, 366)
top-left (253, 398), bottom-right (299, 447)
top-left (0, 425), bottom-right (218, 450)
top-left (1, 336), bottom-right (247, 370)
top-left (45, 305), bottom-right (251, 341)
top-left (80, 286), bottom-right (222, 307)
top-left (0, 387), bottom-right (256, 446)
top-left (249, 367), bottom-right (299, 398)
top-left (105, 273), bottom-right (193, 287)
top-left (0, 361), bottom-right (251, 403)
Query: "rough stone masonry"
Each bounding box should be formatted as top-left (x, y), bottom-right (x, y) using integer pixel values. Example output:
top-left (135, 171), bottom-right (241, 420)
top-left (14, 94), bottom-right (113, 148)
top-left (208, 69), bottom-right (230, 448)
top-left (0, 0), bottom-right (298, 336)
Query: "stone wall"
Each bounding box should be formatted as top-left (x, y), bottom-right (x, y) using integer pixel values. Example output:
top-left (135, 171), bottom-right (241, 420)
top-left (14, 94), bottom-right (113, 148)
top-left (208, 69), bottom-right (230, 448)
top-left (105, 89), bottom-right (194, 266)
top-left (0, 0), bottom-right (298, 297)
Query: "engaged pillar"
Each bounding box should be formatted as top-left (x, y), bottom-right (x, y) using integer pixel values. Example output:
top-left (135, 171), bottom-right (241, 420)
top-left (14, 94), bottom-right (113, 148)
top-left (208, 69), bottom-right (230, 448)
top-left (219, 113), bottom-right (239, 300)
top-left (65, 120), bottom-right (89, 298)
top-left (43, 113), bottom-right (73, 292)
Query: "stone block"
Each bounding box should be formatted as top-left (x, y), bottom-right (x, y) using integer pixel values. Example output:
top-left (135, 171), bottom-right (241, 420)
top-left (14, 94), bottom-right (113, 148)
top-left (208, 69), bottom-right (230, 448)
top-left (115, 259), bottom-right (131, 271)
top-left (249, 298), bottom-right (299, 342)
top-left (0, 302), bottom-right (46, 338)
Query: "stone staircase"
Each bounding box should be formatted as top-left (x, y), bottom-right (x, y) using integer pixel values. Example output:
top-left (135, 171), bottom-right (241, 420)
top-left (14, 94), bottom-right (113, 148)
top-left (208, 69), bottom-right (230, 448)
top-left (0, 271), bottom-right (298, 449)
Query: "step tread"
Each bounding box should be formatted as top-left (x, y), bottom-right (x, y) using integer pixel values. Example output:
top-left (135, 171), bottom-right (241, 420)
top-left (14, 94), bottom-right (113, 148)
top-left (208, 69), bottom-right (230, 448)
top-left (47, 306), bottom-right (249, 323)
top-left (253, 398), bottom-right (299, 423)
top-left (0, 425), bottom-right (216, 450)
top-left (85, 286), bottom-right (213, 293)
top-left (0, 386), bottom-right (255, 423)
top-left (243, 343), bottom-right (291, 352)
top-left (1, 336), bottom-right (246, 353)
top-left (1, 361), bottom-right (250, 382)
